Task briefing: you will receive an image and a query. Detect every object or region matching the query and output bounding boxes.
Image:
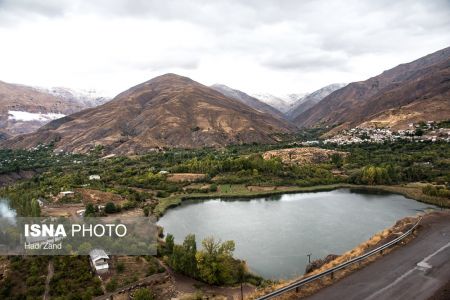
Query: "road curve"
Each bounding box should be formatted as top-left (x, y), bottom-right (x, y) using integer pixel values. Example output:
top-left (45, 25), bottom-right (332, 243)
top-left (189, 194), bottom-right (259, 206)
top-left (305, 211), bottom-right (450, 300)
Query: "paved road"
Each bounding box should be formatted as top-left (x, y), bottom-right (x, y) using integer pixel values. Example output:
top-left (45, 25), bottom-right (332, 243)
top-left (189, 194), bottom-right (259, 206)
top-left (306, 212), bottom-right (450, 300)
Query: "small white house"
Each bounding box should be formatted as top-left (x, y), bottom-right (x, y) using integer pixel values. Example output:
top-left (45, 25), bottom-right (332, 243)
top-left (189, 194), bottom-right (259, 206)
top-left (159, 170), bottom-right (169, 175)
top-left (59, 191), bottom-right (74, 197)
top-left (89, 249), bottom-right (109, 273)
top-left (89, 175), bottom-right (101, 180)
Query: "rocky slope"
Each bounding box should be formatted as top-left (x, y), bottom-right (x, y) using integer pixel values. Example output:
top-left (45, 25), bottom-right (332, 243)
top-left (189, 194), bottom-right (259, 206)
top-left (286, 83), bottom-right (347, 120)
top-left (0, 81), bottom-right (109, 136)
top-left (2, 74), bottom-right (296, 154)
top-left (210, 84), bottom-right (286, 119)
top-left (293, 47), bottom-right (450, 131)
top-left (251, 93), bottom-right (291, 113)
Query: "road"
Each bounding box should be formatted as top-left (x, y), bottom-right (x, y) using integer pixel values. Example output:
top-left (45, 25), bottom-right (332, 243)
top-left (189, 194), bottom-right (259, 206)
top-left (306, 211), bottom-right (450, 300)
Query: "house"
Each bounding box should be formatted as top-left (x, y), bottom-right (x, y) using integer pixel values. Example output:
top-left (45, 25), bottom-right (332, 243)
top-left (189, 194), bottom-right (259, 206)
top-left (89, 175), bottom-right (101, 180)
top-left (59, 191), bottom-right (74, 197)
top-left (89, 249), bottom-right (109, 273)
top-left (159, 170), bottom-right (169, 175)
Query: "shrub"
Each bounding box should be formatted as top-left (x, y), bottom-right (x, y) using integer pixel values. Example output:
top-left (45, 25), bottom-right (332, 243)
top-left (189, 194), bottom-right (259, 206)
top-left (105, 277), bottom-right (118, 292)
top-left (104, 202), bottom-right (116, 213)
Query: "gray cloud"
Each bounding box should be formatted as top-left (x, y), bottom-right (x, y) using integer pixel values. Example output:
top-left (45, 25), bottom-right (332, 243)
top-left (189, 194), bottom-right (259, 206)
top-left (0, 0), bottom-right (448, 94)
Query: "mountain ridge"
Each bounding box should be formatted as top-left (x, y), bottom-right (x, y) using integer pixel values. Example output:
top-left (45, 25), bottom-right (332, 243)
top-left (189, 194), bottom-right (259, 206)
top-left (1, 74), bottom-right (296, 154)
top-left (293, 47), bottom-right (450, 131)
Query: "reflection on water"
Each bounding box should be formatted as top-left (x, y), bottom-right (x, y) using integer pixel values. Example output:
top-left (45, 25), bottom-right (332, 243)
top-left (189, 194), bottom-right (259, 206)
top-left (158, 188), bottom-right (436, 279)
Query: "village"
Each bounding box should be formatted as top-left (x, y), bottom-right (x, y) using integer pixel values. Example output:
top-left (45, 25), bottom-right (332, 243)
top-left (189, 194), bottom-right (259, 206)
top-left (321, 122), bottom-right (450, 145)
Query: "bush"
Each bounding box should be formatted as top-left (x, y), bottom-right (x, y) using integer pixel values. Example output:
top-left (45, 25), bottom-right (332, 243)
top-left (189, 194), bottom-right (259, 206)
top-left (106, 277), bottom-right (118, 292)
top-left (116, 262), bottom-right (125, 273)
top-left (133, 288), bottom-right (155, 300)
top-left (209, 183), bottom-right (218, 192)
top-left (104, 202), bottom-right (116, 213)
top-left (156, 190), bottom-right (170, 198)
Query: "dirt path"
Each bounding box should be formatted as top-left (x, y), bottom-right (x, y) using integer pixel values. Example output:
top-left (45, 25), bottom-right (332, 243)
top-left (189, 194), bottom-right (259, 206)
top-left (161, 260), bottom-right (256, 299)
top-left (94, 273), bottom-right (168, 300)
top-left (43, 260), bottom-right (54, 300)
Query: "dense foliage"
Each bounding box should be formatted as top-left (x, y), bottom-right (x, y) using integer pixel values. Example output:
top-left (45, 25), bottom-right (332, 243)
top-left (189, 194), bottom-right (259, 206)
top-left (0, 256), bottom-right (49, 299)
top-left (49, 256), bottom-right (103, 299)
top-left (163, 234), bottom-right (259, 286)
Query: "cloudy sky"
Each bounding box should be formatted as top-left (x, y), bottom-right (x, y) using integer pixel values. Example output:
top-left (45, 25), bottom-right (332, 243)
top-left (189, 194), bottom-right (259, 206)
top-left (0, 0), bottom-right (449, 97)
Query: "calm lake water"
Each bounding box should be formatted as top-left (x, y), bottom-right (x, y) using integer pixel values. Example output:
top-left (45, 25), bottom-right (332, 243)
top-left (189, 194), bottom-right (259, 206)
top-left (157, 188), bottom-right (436, 279)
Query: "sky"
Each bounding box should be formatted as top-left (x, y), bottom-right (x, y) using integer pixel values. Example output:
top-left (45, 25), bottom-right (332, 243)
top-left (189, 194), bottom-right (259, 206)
top-left (0, 0), bottom-right (449, 97)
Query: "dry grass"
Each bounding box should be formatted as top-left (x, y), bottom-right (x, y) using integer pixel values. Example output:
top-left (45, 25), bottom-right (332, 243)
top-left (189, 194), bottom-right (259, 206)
top-left (76, 188), bottom-right (125, 205)
top-left (104, 256), bottom-right (161, 288)
top-left (250, 216), bottom-right (420, 299)
top-left (167, 173), bottom-right (207, 182)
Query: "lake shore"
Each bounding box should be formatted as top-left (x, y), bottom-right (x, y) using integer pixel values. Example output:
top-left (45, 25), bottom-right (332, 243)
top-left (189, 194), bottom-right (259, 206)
top-left (155, 183), bottom-right (449, 217)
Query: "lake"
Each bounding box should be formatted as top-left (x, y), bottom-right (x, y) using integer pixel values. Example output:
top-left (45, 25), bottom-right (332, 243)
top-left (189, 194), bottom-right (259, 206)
top-left (157, 188), bottom-right (436, 279)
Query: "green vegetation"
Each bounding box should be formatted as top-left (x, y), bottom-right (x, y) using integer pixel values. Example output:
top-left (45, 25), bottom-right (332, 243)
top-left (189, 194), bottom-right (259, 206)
top-left (422, 185), bottom-right (450, 199)
top-left (0, 137), bottom-right (449, 295)
top-left (49, 256), bottom-right (103, 299)
top-left (133, 288), bottom-right (155, 300)
top-left (0, 256), bottom-right (49, 299)
top-left (162, 234), bottom-right (262, 286)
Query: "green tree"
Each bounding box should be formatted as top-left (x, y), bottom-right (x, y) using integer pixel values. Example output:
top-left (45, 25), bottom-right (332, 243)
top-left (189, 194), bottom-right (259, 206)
top-left (30, 199), bottom-right (40, 217)
top-left (196, 237), bottom-right (236, 285)
top-left (104, 202), bottom-right (116, 214)
top-left (143, 206), bottom-right (150, 216)
top-left (85, 203), bottom-right (95, 216)
top-left (165, 234), bottom-right (175, 255)
top-left (182, 234), bottom-right (198, 277)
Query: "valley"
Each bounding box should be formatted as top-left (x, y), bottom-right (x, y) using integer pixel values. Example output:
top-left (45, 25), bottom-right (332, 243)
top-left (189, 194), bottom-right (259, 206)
top-left (0, 40), bottom-right (448, 300)
top-left (0, 132), bottom-right (449, 298)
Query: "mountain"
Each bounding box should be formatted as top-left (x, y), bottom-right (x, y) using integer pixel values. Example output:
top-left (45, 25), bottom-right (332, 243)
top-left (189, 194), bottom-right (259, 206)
top-left (286, 83), bottom-right (347, 120)
top-left (0, 81), bottom-right (83, 136)
top-left (251, 93), bottom-right (291, 113)
top-left (1, 74), bottom-right (296, 154)
top-left (293, 47), bottom-right (450, 131)
top-left (40, 87), bottom-right (110, 108)
top-left (210, 84), bottom-right (286, 119)
top-left (0, 81), bottom-right (111, 137)
top-left (252, 93), bottom-right (308, 113)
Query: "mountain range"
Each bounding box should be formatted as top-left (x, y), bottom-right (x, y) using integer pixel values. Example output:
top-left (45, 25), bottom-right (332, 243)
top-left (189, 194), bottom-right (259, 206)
top-left (0, 81), bottom-right (109, 138)
top-left (1, 74), bottom-right (295, 154)
top-left (210, 84), bottom-right (286, 119)
top-left (251, 93), bottom-right (306, 113)
top-left (286, 83), bottom-right (347, 120)
top-left (293, 47), bottom-right (450, 131)
top-left (0, 47), bottom-right (449, 154)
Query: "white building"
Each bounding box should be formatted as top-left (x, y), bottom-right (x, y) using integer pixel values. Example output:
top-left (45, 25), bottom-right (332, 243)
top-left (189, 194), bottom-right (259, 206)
top-left (89, 175), bottom-right (101, 180)
top-left (59, 191), bottom-right (74, 197)
top-left (89, 249), bottom-right (109, 273)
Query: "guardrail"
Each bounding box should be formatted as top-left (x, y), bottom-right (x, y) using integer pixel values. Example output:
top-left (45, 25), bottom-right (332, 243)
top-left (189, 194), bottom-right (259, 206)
top-left (256, 217), bottom-right (422, 300)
